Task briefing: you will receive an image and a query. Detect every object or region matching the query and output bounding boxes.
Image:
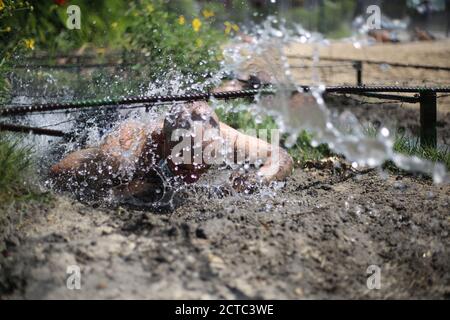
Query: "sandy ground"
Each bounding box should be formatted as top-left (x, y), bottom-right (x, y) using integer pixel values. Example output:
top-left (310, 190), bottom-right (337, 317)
top-left (286, 39), bottom-right (450, 86)
top-left (1, 40), bottom-right (450, 300)
top-left (286, 40), bottom-right (450, 113)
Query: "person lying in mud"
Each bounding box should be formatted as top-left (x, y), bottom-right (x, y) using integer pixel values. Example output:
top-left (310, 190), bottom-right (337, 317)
top-left (50, 101), bottom-right (293, 203)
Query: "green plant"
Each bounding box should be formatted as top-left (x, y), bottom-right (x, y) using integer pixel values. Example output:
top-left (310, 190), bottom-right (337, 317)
top-left (0, 134), bottom-right (50, 251)
top-left (0, 0), bottom-right (131, 54)
top-left (163, 0), bottom-right (198, 18)
top-left (288, 130), bottom-right (332, 165)
top-left (0, 58), bottom-right (10, 104)
top-left (215, 103), bottom-right (278, 132)
top-left (1, 1), bottom-right (32, 103)
top-left (125, 0), bottom-right (225, 84)
top-left (0, 135), bottom-right (36, 204)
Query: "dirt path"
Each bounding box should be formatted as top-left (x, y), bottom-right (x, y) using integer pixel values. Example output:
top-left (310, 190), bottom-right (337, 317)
top-left (1, 167), bottom-right (448, 299)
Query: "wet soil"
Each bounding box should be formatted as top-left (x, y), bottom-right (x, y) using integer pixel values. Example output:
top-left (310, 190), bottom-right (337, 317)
top-left (0, 166), bottom-right (449, 299)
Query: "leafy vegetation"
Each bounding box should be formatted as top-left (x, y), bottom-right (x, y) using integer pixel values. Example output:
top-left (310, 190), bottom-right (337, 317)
top-left (0, 58), bottom-right (10, 104)
top-left (0, 1), bottom-right (43, 204)
top-left (0, 0), bottom-right (130, 53)
top-left (125, 0), bottom-right (225, 82)
top-left (0, 1), bottom-right (31, 104)
top-left (0, 135), bottom-right (40, 204)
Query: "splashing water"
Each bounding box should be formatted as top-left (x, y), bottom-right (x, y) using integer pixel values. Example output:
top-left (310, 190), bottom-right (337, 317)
top-left (5, 16), bottom-right (448, 209)
top-left (221, 16), bottom-right (448, 184)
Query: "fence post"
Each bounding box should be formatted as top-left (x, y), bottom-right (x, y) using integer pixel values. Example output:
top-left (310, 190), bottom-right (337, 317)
top-left (419, 90), bottom-right (437, 148)
top-left (354, 60), bottom-right (363, 86)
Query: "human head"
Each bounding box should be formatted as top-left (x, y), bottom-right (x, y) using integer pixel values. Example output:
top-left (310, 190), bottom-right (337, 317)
top-left (162, 101), bottom-right (220, 183)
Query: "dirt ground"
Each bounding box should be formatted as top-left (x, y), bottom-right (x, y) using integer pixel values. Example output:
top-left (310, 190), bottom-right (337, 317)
top-left (1, 40), bottom-right (449, 300)
top-left (0, 167), bottom-right (449, 299)
top-left (286, 39), bottom-right (450, 87)
top-left (286, 40), bottom-right (450, 113)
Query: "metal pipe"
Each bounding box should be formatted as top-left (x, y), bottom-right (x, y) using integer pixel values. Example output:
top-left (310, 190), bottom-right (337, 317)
top-left (354, 61), bottom-right (363, 86)
top-left (2, 87), bottom-right (450, 117)
top-left (0, 123), bottom-right (68, 137)
top-left (341, 92), bottom-right (420, 103)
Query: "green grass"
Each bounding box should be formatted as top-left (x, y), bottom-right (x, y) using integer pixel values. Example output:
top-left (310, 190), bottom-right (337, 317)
top-left (215, 104), bottom-right (278, 133)
top-left (0, 135), bottom-right (51, 251)
top-left (287, 131), bottom-right (332, 165)
top-left (0, 134), bottom-right (42, 204)
top-left (393, 135), bottom-right (450, 170)
top-left (361, 124), bottom-right (450, 171)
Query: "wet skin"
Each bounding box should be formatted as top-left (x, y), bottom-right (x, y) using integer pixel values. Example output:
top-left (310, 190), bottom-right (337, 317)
top-left (50, 101), bottom-right (293, 197)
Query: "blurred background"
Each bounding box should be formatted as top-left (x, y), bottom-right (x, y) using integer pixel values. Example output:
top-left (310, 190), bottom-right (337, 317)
top-left (1, 0), bottom-right (450, 136)
top-left (1, 0), bottom-right (449, 54)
